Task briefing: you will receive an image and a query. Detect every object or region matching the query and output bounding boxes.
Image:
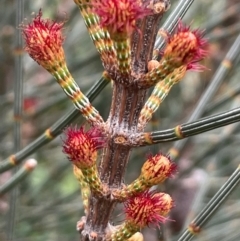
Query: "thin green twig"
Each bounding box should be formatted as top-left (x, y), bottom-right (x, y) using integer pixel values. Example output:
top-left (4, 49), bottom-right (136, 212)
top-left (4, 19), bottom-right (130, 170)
top-left (0, 159), bottom-right (37, 196)
top-left (154, 0), bottom-right (195, 53)
top-left (0, 75), bottom-right (110, 174)
top-left (141, 106), bottom-right (240, 145)
top-left (7, 1), bottom-right (24, 239)
top-left (177, 165), bottom-right (240, 241)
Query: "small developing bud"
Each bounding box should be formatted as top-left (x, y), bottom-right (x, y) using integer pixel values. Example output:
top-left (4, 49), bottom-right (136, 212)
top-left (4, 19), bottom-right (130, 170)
top-left (92, 0), bottom-right (152, 40)
top-left (21, 9), bottom-right (65, 72)
top-left (62, 126), bottom-right (105, 169)
top-left (162, 21), bottom-right (207, 69)
top-left (124, 191), bottom-right (173, 228)
top-left (24, 158), bottom-right (38, 171)
top-left (147, 60), bottom-right (160, 71)
top-left (141, 153), bottom-right (176, 185)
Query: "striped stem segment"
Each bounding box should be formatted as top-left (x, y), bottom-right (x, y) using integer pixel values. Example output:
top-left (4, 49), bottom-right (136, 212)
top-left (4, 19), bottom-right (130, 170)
top-left (114, 38), bottom-right (131, 74)
top-left (81, 165), bottom-right (107, 195)
top-left (138, 106), bottom-right (240, 146)
top-left (73, 165), bottom-right (90, 214)
top-left (0, 159), bottom-right (37, 195)
top-left (138, 65), bottom-right (186, 129)
top-left (0, 76), bottom-right (109, 174)
top-left (177, 164), bottom-right (240, 241)
top-left (113, 176), bottom-right (149, 201)
top-left (103, 30), bottom-right (116, 65)
top-left (52, 64), bottom-right (104, 125)
top-left (111, 222), bottom-right (139, 241)
top-left (74, 0), bottom-right (116, 65)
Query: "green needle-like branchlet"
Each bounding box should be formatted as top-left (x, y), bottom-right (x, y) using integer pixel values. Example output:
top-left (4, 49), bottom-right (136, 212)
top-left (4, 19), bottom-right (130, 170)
top-left (177, 165), bottom-right (240, 241)
top-left (0, 76), bottom-right (110, 174)
top-left (0, 159), bottom-right (37, 196)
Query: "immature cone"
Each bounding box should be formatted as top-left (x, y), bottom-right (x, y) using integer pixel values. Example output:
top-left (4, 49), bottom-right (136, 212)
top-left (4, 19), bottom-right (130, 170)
top-left (141, 153), bottom-right (176, 185)
top-left (143, 22), bottom-right (207, 88)
top-left (63, 126), bottom-right (105, 169)
top-left (21, 9), bottom-right (65, 72)
top-left (162, 21), bottom-right (207, 69)
top-left (112, 191), bottom-right (173, 240)
top-left (63, 126), bottom-right (106, 194)
top-left (125, 191), bottom-right (173, 228)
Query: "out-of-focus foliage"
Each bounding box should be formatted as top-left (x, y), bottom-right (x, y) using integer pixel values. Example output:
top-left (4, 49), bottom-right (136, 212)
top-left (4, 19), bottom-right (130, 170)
top-left (0, 0), bottom-right (240, 240)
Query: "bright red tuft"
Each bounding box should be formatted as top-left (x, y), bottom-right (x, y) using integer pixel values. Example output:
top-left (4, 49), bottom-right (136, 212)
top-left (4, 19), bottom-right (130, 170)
top-left (92, 0), bottom-right (152, 39)
top-left (163, 21), bottom-right (208, 69)
top-left (21, 9), bottom-right (65, 70)
top-left (141, 153), bottom-right (177, 185)
top-left (125, 191), bottom-right (173, 228)
top-left (62, 126), bottom-right (105, 168)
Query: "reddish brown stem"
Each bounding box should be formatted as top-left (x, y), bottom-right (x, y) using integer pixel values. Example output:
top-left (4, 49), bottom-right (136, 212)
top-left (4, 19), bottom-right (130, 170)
top-left (80, 84), bottom-right (147, 241)
top-left (79, 1), bottom-right (170, 239)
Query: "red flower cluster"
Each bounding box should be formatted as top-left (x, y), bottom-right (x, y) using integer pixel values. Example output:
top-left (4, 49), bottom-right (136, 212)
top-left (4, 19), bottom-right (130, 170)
top-left (125, 191), bottom-right (173, 227)
top-left (163, 22), bottom-right (208, 70)
top-left (62, 126), bottom-right (105, 168)
top-left (21, 10), bottom-right (65, 70)
top-left (92, 0), bottom-right (152, 39)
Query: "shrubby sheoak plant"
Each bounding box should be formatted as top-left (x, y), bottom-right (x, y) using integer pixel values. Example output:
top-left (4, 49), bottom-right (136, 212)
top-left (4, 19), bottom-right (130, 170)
top-left (20, 0), bottom-right (208, 240)
top-left (2, 0), bottom-right (240, 241)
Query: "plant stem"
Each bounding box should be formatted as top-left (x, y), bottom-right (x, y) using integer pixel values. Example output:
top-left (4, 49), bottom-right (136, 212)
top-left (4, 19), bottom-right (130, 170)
top-left (81, 83), bottom-right (147, 240)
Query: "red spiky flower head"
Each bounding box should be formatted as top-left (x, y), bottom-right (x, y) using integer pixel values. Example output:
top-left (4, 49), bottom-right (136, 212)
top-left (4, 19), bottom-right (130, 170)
top-left (62, 126), bottom-right (105, 169)
top-left (163, 21), bottom-right (208, 69)
top-left (92, 0), bottom-right (152, 40)
top-left (21, 9), bottom-right (65, 72)
top-left (141, 153), bottom-right (176, 185)
top-left (125, 191), bottom-right (173, 228)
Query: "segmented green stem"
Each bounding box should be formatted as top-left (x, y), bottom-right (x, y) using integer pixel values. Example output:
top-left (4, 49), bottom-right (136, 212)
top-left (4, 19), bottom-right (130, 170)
top-left (139, 106), bottom-right (240, 146)
top-left (52, 64), bottom-right (104, 126)
top-left (111, 221), bottom-right (139, 241)
top-left (74, 0), bottom-right (116, 65)
top-left (114, 38), bottom-right (131, 74)
top-left (140, 58), bottom-right (180, 88)
top-left (177, 165), bottom-right (240, 241)
top-left (8, 1), bottom-right (24, 239)
top-left (0, 159), bottom-right (37, 195)
top-left (138, 66), bottom-right (186, 129)
top-left (81, 165), bottom-right (107, 195)
top-left (0, 76), bottom-right (110, 174)
top-left (79, 6), bottom-right (105, 53)
top-left (73, 165), bottom-right (90, 213)
top-left (113, 176), bottom-right (149, 201)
